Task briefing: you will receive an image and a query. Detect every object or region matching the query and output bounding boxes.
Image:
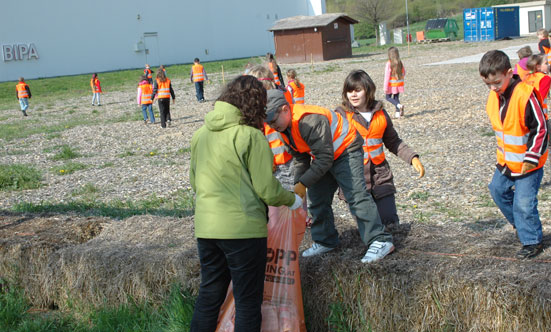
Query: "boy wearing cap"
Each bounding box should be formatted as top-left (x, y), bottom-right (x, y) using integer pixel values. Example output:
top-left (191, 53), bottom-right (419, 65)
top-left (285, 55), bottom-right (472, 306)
top-left (265, 89), bottom-right (394, 263)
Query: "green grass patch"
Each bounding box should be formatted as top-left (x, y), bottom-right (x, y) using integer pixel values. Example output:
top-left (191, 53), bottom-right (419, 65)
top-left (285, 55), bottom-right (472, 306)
top-left (99, 161), bottom-right (115, 169)
top-left (51, 162), bottom-right (88, 175)
top-left (13, 189), bottom-right (195, 219)
top-left (409, 191), bottom-right (430, 201)
top-left (0, 164), bottom-right (43, 191)
top-left (46, 133), bottom-right (62, 140)
top-left (176, 147), bottom-right (191, 155)
top-left (52, 145), bottom-right (81, 160)
top-left (118, 151), bottom-right (135, 158)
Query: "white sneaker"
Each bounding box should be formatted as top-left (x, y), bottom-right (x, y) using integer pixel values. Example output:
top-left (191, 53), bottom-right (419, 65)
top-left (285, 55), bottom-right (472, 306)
top-left (361, 241), bottom-right (394, 263)
top-left (302, 242), bottom-right (335, 257)
top-left (395, 111), bottom-right (401, 119)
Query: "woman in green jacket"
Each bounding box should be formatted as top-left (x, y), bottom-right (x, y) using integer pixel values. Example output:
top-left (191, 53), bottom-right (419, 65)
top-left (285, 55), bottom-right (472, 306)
top-left (189, 75), bottom-right (302, 332)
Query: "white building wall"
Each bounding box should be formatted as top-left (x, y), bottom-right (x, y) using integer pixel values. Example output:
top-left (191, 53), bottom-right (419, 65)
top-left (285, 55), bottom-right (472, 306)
top-left (0, 0), bottom-right (325, 82)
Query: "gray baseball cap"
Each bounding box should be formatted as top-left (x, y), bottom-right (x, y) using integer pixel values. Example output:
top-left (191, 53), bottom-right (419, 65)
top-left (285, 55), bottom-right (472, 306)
top-left (266, 89), bottom-right (289, 122)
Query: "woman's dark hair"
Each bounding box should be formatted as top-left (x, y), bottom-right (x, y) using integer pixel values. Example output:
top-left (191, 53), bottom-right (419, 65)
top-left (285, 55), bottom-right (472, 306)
top-left (526, 54), bottom-right (545, 72)
top-left (156, 69), bottom-right (167, 82)
top-left (217, 75), bottom-right (267, 130)
top-left (341, 70), bottom-right (377, 111)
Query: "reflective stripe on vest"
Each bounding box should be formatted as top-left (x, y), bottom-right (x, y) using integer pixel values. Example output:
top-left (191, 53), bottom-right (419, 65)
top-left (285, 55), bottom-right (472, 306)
top-left (192, 64), bottom-right (205, 82)
top-left (140, 83), bottom-right (153, 104)
top-left (389, 76), bottom-right (404, 87)
top-left (348, 110), bottom-right (387, 165)
top-left (16, 83), bottom-right (29, 98)
top-left (90, 78), bottom-right (101, 93)
top-left (269, 62), bottom-right (281, 85)
top-left (156, 78), bottom-right (171, 99)
top-left (286, 104), bottom-right (357, 160)
top-left (264, 124), bottom-right (292, 165)
top-left (486, 81), bottom-right (548, 175)
top-left (289, 81), bottom-right (305, 104)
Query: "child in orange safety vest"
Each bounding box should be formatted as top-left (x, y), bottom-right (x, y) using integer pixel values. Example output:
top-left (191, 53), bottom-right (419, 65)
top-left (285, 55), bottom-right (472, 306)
top-left (286, 69), bottom-right (305, 104)
top-left (15, 77), bottom-right (31, 116)
top-left (384, 47), bottom-right (405, 119)
top-left (524, 54), bottom-right (550, 117)
top-left (513, 46), bottom-right (532, 81)
top-left (137, 75), bottom-right (156, 124)
top-left (266, 52), bottom-right (285, 89)
top-left (339, 69), bottom-right (425, 226)
top-left (90, 73), bottom-right (102, 106)
top-left (537, 28), bottom-right (551, 64)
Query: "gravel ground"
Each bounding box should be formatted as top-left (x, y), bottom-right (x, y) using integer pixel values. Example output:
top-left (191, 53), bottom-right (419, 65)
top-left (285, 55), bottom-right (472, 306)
top-left (1, 37), bottom-right (550, 238)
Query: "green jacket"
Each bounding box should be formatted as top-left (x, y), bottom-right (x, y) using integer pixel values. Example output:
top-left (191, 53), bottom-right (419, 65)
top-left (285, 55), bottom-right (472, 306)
top-left (190, 101), bottom-right (296, 239)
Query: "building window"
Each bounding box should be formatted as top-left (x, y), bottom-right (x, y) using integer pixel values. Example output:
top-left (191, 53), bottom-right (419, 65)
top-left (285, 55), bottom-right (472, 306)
top-left (334, 23), bottom-right (338, 29)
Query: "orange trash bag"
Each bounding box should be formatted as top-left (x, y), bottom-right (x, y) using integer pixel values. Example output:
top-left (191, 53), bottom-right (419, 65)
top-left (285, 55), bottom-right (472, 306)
top-left (216, 205), bottom-right (308, 332)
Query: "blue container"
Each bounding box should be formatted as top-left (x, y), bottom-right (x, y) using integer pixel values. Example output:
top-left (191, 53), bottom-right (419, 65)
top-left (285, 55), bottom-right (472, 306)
top-left (463, 6), bottom-right (519, 42)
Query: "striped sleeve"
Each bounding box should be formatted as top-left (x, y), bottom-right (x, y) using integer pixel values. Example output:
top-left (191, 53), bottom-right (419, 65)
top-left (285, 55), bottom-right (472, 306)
top-left (524, 92), bottom-right (548, 164)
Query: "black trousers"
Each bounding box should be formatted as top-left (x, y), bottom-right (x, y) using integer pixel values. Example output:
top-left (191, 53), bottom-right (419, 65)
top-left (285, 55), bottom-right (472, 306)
top-left (190, 237), bottom-right (267, 332)
top-left (158, 98), bottom-right (171, 128)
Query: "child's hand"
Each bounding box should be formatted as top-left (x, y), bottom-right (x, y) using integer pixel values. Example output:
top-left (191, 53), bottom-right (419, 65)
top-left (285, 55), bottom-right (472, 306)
top-left (521, 162), bottom-right (537, 174)
top-left (412, 157), bottom-right (425, 178)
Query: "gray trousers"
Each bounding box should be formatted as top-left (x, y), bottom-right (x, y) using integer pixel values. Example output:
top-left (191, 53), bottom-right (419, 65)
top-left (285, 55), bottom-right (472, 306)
top-left (308, 149), bottom-right (392, 248)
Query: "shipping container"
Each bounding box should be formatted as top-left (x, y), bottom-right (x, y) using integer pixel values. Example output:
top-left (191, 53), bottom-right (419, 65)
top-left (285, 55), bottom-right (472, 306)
top-left (463, 6), bottom-right (519, 42)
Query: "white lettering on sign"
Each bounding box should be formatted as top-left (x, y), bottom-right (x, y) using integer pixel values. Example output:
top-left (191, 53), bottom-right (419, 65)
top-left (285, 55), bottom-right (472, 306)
top-left (2, 43), bottom-right (39, 61)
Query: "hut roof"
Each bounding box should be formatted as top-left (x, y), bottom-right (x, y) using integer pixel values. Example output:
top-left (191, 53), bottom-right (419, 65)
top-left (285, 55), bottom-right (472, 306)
top-left (269, 13), bottom-right (358, 31)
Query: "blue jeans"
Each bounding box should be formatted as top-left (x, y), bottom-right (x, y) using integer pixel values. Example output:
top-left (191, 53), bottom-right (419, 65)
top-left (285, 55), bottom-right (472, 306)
top-left (190, 237), bottom-right (267, 332)
top-left (92, 92), bottom-right (101, 105)
top-left (19, 98), bottom-right (29, 111)
top-left (385, 93), bottom-right (400, 111)
top-left (488, 168), bottom-right (544, 245)
top-left (195, 81), bottom-right (205, 101)
top-left (308, 149), bottom-right (392, 248)
top-left (141, 104), bottom-right (155, 123)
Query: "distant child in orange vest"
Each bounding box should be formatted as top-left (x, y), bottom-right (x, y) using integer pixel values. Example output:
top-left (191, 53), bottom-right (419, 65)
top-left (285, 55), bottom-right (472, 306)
top-left (537, 28), bottom-right (551, 63)
top-left (137, 75), bottom-right (156, 124)
top-left (340, 69), bottom-right (424, 226)
top-left (153, 70), bottom-right (175, 128)
top-left (90, 73), bottom-right (102, 106)
top-left (384, 47), bottom-right (405, 119)
top-left (248, 65), bottom-right (295, 190)
top-left (480, 50), bottom-right (548, 259)
top-left (144, 64), bottom-right (154, 84)
top-left (286, 69), bottom-right (305, 104)
top-left (524, 54), bottom-right (551, 134)
top-left (266, 52), bottom-right (285, 89)
top-left (513, 46), bottom-right (532, 80)
top-left (15, 77), bottom-right (31, 116)
top-left (190, 58), bottom-right (209, 102)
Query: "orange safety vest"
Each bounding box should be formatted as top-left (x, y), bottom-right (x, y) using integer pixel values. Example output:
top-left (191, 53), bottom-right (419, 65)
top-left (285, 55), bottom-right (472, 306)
top-left (281, 104), bottom-right (357, 160)
top-left (16, 82), bottom-right (29, 98)
top-left (144, 68), bottom-right (152, 80)
top-left (486, 82), bottom-right (548, 175)
top-left (389, 63), bottom-right (405, 88)
top-left (192, 64), bottom-right (205, 82)
top-left (139, 82), bottom-right (153, 105)
top-left (268, 62), bottom-right (281, 86)
top-left (288, 81), bottom-right (305, 104)
top-left (264, 123), bottom-right (292, 165)
top-left (542, 45), bottom-right (551, 64)
top-left (516, 63), bottom-right (530, 81)
top-left (284, 89), bottom-right (293, 105)
top-left (156, 78), bottom-right (171, 99)
top-left (523, 71), bottom-right (550, 118)
top-left (348, 110), bottom-right (387, 165)
top-left (90, 78), bottom-right (101, 93)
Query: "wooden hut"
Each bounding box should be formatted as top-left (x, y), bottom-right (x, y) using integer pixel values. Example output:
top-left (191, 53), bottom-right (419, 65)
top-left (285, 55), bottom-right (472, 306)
top-left (269, 13), bottom-right (358, 64)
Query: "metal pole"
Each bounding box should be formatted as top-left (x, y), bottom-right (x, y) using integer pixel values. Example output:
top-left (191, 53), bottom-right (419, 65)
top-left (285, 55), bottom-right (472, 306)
top-left (406, 0), bottom-right (410, 55)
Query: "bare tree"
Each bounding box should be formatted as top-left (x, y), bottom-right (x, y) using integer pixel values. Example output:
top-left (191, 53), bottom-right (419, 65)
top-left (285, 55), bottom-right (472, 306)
top-left (355, 0), bottom-right (394, 46)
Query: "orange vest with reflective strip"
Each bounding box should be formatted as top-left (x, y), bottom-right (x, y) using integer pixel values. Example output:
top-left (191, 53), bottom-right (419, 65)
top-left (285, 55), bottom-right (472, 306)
top-left (90, 78), bottom-right (101, 93)
top-left (288, 81), bottom-right (305, 104)
top-left (268, 62), bottom-right (281, 86)
top-left (139, 82), bottom-right (153, 105)
top-left (156, 78), bottom-right (171, 99)
top-left (523, 71), bottom-right (549, 117)
top-left (389, 62), bottom-right (405, 87)
top-left (264, 123), bottom-right (292, 165)
top-left (348, 110), bottom-right (387, 165)
top-left (543, 45), bottom-right (551, 63)
top-left (282, 104), bottom-right (357, 160)
top-left (192, 64), bottom-right (205, 82)
top-left (144, 68), bottom-right (152, 80)
top-left (486, 82), bottom-right (548, 175)
top-left (516, 63), bottom-right (530, 81)
top-left (16, 83), bottom-right (29, 98)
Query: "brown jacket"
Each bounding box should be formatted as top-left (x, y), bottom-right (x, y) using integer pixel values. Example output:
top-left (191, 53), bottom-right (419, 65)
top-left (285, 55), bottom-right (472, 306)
top-left (338, 102), bottom-right (418, 199)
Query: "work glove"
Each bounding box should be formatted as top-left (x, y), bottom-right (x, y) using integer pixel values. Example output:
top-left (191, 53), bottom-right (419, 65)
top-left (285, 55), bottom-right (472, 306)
top-left (294, 182), bottom-right (306, 199)
top-left (521, 161), bottom-right (537, 174)
top-left (289, 194), bottom-right (303, 211)
top-left (411, 157), bottom-right (425, 178)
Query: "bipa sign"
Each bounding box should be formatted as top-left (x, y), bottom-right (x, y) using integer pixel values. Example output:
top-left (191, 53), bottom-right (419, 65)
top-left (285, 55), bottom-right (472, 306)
top-left (2, 44), bottom-right (39, 62)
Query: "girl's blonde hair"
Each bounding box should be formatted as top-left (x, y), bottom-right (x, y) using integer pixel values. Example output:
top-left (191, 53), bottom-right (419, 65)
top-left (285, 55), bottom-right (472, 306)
top-left (247, 65), bottom-right (277, 90)
top-left (526, 54), bottom-right (545, 73)
top-left (286, 69), bottom-right (302, 88)
top-left (156, 69), bottom-right (167, 82)
top-left (388, 47), bottom-right (404, 80)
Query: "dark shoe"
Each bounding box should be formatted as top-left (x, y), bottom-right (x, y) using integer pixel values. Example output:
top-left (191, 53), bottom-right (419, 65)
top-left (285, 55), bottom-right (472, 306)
top-left (22, 110), bottom-right (28, 116)
top-left (516, 243), bottom-right (543, 259)
top-left (97, 104), bottom-right (102, 106)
